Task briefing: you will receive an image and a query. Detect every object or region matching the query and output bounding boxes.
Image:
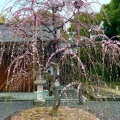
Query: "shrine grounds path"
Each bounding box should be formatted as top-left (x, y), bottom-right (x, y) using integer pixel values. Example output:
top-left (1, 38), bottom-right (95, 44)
top-left (0, 101), bottom-right (120, 120)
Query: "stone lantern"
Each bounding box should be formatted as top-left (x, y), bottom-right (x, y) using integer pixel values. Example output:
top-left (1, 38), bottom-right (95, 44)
top-left (34, 73), bottom-right (46, 106)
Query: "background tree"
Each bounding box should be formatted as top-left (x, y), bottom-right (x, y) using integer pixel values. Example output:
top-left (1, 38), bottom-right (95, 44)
top-left (68, 12), bottom-right (103, 40)
top-left (0, 15), bottom-right (6, 23)
top-left (67, 7), bottom-right (120, 83)
top-left (100, 0), bottom-right (120, 41)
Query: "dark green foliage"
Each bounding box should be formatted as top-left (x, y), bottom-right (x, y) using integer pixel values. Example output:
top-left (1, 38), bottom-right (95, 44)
top-left (68, 12), bottom-right (103, 41)
top-left (100, 0), bottom-right (120, 40)
top-left (60, 42), bottom-right (120, 83)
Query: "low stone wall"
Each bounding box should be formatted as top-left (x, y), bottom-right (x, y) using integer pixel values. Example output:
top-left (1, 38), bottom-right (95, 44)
top-left (0, 92), bottom-right (36, 100)
top-left (56, 86), bottom-right (79, 99)
top-left (0, 90), bottom-right (51, 101)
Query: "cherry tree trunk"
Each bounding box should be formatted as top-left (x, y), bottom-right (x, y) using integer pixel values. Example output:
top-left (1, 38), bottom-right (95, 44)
top-left (52, 86), bottom-right (60, 116)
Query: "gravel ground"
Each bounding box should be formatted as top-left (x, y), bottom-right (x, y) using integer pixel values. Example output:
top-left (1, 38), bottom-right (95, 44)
top-left (47, 101), bottom-right (120, 120)
top-left (0, 101), bottom-right (34, 120)
top-left (0, 101), bottom-right (120, 120)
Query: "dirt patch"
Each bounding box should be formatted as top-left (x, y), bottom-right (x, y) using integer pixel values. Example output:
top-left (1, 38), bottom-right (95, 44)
top-left (10, 106), bottom-right (99, 120)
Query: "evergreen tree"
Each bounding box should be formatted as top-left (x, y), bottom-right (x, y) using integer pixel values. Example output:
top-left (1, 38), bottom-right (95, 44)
top-left (101, 0), bottom-right (120, 41)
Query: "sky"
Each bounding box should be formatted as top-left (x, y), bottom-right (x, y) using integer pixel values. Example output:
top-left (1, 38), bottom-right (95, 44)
top-left (0, 0), bottom-right (111, 13)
